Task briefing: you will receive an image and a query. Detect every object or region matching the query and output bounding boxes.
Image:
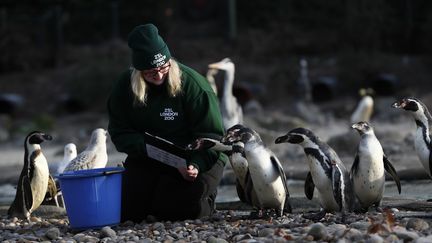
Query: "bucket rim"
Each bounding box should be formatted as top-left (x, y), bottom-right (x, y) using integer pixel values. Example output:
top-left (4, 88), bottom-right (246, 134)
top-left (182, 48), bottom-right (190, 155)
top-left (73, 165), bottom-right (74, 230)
top-left (57, 166), bottom-right (124, 179)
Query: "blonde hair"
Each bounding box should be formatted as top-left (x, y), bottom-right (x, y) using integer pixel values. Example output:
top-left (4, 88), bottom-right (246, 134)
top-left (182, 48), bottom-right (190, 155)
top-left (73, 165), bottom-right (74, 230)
top-left (131, 59), bottom-right (182, 105)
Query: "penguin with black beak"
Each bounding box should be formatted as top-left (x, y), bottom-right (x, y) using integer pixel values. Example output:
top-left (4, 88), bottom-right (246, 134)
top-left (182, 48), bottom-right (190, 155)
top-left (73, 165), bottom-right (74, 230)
top-left (187, 125), bottom-right (259, 211)
top-left (221, 124), bottom-right (291, 217)
top-left (8, 131), bottom-right (53, 219)
top-left (392, 97), bottom-right (432, 178)
top-left (351, 121), bottom-right (401, 211)
top-left (275, 128), bottom-right (354, 219)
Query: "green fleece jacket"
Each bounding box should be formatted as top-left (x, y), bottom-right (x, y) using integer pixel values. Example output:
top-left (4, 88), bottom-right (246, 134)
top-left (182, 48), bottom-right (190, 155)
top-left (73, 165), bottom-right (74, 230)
top-left (107, 62), bottom-right (228, 172)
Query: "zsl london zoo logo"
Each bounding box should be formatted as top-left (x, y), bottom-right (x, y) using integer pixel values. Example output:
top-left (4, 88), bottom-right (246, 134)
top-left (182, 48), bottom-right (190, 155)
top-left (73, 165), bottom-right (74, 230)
top-left (160, 108), bottom-right (178, 120)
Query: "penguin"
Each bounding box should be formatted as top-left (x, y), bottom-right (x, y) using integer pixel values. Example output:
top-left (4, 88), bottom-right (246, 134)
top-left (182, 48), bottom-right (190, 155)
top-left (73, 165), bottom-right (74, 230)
top-left (208, 58), bottom-right (243, 130)
top-left (187, 126), bottom-right (253, 207)
top-left (8, 131), bottom-right (52, 219)
top-left (221, 124), bottom-right (291, 216)
top-left (351, 88), bottom-right (374, 124)
top-left (351, 121), bottom-right (401, 211)
top-left (392, 97), bottom-right (432, 178)
top-left (63, 128), bottom-right (108, 172)
top-left (275, 128), bottom-right (354, 218)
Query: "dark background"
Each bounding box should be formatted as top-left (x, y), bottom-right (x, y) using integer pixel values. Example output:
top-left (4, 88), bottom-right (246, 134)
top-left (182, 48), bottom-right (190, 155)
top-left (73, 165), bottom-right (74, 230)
top-left (0, 0), bottom-right (431, 136)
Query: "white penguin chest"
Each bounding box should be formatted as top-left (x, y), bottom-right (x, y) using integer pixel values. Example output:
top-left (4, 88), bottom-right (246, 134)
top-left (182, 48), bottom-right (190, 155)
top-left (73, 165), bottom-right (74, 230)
top-left (414, 128), bottom-right (431, 175)
top-left (356, 138), bottom-right (385, 181)
top-left (307, 155), bottom-right (332, 190)
top-left (229, 153), bottom-right (248, 187)
top-left (245, 146), bottom-right (285, 206)
top-left (30, 153), bottom-right (50, 210)
top-left (306, 155), bottom-right (340, 211)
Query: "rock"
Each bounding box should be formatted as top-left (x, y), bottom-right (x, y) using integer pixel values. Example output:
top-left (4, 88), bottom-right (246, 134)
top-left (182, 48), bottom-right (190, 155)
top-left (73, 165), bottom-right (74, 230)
top-left (307, 223), bottom-right (327, 240)
top-left (406, 218), bottom-right (429, 231)
top-left (100, 226), bottom-right (117, 238)
top-left (207, 236), bottom-right (229, 243)
top-left (342, 228), bottom-right (363, 242)
top-left (416, 236), bottom-right (432, 243)
top-left (366, 234), bottom-right (384, 243)
top-left (393, 226), bottom-right (419, 241)
top-left (33, 205), bottom-right (66, 218)
top-left (349, 221), bottom-right (370, 231)
top-left (258, 228), bottom-right (274, 237)
top-left (45, 227), bottom-right (61, 240)
top-left (152, 222), bottom-right (165, 231)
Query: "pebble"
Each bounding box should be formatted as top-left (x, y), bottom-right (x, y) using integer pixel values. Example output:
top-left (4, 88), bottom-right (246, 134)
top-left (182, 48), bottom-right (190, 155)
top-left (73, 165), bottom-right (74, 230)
top-left (1, 210), bottom-right (432, 242)
top-left (100, 226), bottom-right (117, 238)
top-left (406, 218), bottom-right (430, 231)
top-left (308, 222), bottom-right (328, 240)
top-left (45, 227), bottom-right (61, 240)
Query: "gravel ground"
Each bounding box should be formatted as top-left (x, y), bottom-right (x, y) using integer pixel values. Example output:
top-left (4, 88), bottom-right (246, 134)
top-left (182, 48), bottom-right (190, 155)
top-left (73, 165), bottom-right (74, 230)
top-left (2, 206), bottom-right (432, 243)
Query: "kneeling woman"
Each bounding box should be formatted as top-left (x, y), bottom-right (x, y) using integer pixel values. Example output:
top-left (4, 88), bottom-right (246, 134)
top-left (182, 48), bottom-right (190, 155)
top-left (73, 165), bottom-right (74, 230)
top-left (107, 24), bottom-right (227, 222)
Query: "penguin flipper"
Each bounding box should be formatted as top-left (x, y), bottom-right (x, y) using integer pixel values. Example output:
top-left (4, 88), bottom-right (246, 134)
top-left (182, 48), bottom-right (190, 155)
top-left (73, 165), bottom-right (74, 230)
top-left (21, 176), bottom-right (33, 215)
top-left (331, 164), bottom-right (344, 211)
top-left (270, 154), bottom-right (290, 197)
top-left (244, 170), bottom-right (259, 207)
top-left (383, 155), bottom-right (401, 194)
top-left (304, 171), bottom-right (315, 200)
top-left (429, 145), bottom-right (432, 177)
top-left (350, 154), bottom-right (360, 178)
top-left (243, 170), bottom-right (254, 205)
top-left (235, 179), bottom-right (248, 204)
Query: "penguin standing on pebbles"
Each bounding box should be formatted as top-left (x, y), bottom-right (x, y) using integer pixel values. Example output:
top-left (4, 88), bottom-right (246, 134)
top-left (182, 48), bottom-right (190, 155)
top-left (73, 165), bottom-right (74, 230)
top-left (221, 124), bottom-right (291, 216)
top-left (275, 128), bottom-right (354, 218)
top-left (392, 98), bottom-right (432, 178)
top-left (8, 131), bottom-right (52, 219)
top-left (188, 124), bottom-right (258, 207)
top-left (351, 121), bottom-right (401, 211)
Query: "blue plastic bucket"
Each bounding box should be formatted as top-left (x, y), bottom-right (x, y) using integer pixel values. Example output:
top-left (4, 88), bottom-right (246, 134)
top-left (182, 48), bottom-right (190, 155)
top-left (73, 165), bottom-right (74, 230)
top-left (58, 167), bottom-right (124, 230)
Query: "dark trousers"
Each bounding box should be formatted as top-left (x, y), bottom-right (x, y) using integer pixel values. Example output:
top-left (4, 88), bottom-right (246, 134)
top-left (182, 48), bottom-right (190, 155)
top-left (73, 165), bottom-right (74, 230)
top-left (121, 156), bottom-right (224, 222)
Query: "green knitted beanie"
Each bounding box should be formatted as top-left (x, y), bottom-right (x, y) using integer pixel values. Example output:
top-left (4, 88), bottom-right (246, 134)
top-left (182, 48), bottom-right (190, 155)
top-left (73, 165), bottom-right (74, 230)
top-left (128, 24), bottom-right (171, 70)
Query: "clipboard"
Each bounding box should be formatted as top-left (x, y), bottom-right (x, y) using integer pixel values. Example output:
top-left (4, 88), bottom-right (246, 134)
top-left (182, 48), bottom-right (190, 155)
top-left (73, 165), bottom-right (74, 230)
top-left (144, 132), bottom-right (190, 169)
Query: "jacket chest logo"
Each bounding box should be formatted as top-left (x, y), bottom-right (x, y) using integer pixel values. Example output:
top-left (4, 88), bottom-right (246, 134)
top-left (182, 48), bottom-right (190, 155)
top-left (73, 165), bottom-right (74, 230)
top-left (160, 108), bottom-right (178, 120)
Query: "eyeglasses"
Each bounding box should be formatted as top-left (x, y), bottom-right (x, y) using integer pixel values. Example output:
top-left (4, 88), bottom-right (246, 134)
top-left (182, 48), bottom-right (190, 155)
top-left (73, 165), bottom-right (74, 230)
top-left (142, 64), bottom-right (171, 77)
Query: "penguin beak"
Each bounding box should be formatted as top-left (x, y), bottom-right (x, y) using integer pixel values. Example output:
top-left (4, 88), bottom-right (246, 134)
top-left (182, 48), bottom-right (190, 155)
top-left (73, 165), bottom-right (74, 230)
top-left (275, 135), bottom-right (289, 144)
top-left (43, 134), bottom-right (53, 141)
top-left (391, 100), bottom-right (405, 109)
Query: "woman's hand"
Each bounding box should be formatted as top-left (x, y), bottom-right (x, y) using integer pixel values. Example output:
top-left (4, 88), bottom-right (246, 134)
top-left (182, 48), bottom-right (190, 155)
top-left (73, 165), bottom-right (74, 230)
top-left (178, 165), bottom-right (199, 181)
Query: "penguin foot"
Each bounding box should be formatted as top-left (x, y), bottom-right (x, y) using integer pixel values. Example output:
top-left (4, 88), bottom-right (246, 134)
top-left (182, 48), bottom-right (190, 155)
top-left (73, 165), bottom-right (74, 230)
top-left (302, 210), bottom-right (326, 221)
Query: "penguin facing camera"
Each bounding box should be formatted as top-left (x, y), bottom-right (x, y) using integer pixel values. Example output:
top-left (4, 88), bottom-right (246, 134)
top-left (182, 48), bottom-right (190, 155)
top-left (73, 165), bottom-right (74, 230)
top-left (275, 128), bottom-right (354, 220)
top-left (351, 121), bottom-right (401, 211)
top-left (8, 131), bottom-right (53, 220)
top-left (221, 124), bottom-right (292, 217)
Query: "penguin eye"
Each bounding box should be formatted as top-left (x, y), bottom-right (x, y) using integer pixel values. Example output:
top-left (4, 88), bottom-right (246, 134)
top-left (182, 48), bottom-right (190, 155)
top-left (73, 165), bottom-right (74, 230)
top-left (405, 101), bottom-right (419, 112)
top-left (28, 134), bottom-right (44, 144)
top-left (289, 134), bottom-right (304, 144)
